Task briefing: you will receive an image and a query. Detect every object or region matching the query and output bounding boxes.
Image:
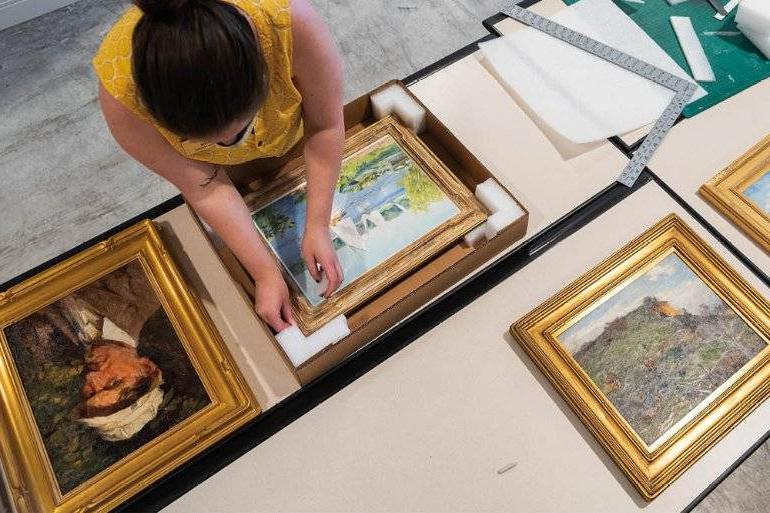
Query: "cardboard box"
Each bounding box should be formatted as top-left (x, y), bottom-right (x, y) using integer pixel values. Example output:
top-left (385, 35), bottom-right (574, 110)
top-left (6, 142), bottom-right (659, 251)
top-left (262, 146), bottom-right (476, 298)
top-left (200, 81), bottom-right (529, 384)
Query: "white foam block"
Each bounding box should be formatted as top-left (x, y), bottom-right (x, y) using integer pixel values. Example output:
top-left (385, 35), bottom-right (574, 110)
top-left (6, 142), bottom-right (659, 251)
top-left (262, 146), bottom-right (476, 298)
top-left (667, 0), bottom-right (689, 4)
top-left (483, 210), bottom-right (524, 240)
top-left (466, 178), bottom-right (526, 245)
top-left (463, 224), bottom-right (487, 247)
top-left (275, 315), bottom-right (351, 367)
top-left (370, 84), bottom-right (427, 134)
top-left (736, 0), bottom-right (770, 34)
top-left (479, 0), bottom-right (705, 144)
top-left (671, 16), bottom-right (717, 82)
top-left (475, 179), bottom-right (520, 215)
top-left (740, 25), bottom-right (770, 58)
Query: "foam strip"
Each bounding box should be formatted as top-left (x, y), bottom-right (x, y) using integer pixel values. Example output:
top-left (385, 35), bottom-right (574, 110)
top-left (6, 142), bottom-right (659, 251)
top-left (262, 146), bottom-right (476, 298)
top-left (275, 315), bottom-right (350, 367)
top-left (370, 84), bottom-right (427, 134)
top-left (671, 17), bottom-right (716, 82)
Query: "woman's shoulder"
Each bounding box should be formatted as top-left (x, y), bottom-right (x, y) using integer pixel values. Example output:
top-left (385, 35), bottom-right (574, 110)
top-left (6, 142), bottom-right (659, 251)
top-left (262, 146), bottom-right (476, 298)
top-left (237, 0), bottom-right (292, 32)
top-left (92, 6), bottom-right (148, 117)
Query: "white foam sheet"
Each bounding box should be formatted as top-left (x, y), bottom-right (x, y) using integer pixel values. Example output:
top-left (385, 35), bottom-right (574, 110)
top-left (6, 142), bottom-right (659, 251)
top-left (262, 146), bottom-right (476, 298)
top-left (480, 0), bottom-right (705, 144)
top-left (162, 183), bottom-right (770, 513)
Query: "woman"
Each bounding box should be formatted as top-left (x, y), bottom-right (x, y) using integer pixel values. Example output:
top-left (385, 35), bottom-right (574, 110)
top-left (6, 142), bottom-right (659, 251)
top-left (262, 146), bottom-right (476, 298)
top-left (94, 0), bottom-right (345, 332)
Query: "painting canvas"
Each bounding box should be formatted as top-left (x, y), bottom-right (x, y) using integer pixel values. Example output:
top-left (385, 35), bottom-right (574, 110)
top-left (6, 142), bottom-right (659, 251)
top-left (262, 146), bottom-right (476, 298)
top-left (559, 253), bottom-right (765, 447)
top-left (3, 260), bottom-right (210, 494)
top-left (248, 116), bottom-right (487, 334)
top-left (742, 170), bottom-right (770, 215)
top-left (253, 134), bottom-right (459, 306)
top-left (512, 215), bottom-right (770, 499)
top-left (701, 135), bottom-right (770, 252)
top-left (0, 220), bottom-right (257, 513)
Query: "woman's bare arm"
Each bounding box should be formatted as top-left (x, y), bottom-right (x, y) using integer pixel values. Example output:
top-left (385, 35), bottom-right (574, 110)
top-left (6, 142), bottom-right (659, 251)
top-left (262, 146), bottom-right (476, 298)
top-left (98, 84), bottom-right (294, 331)
top-left (291, 0), bottom-right (346, 297)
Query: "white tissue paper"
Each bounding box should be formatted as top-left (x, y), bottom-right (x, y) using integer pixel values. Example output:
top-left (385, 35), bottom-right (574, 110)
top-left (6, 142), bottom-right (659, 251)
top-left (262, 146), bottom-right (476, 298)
top-left (275, 315), bottom-right (351, 367)
top-left (479, 0), bottom-right (706, 144)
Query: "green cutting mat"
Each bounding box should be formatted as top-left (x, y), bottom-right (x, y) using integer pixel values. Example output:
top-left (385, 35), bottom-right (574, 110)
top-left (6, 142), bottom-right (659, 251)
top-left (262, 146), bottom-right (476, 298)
top-left (561, 0), bottom-right (770, 117)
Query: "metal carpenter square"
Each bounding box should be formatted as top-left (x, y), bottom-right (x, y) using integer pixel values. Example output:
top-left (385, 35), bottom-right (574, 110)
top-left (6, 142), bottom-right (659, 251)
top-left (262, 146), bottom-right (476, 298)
top-left (501, 1), bottom-right (698, 187)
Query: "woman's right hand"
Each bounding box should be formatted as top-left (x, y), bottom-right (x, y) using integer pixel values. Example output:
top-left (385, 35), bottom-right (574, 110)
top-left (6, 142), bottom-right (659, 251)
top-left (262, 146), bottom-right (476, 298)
top-left (253, 266), bottom-right (295, 333)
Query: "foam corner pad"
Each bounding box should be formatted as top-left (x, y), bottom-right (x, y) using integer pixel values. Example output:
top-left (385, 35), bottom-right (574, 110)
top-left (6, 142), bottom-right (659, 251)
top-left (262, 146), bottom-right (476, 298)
top-left (370, 85), bottom-right (427, 134)
top-left (463, 224), bottom-right (487, 247)
top-left (275, 315), bottom-right (351, 368)
top-left (484, 209), bottom-right (524, 240)
top-left (465, 178), bottom-right (526, 244)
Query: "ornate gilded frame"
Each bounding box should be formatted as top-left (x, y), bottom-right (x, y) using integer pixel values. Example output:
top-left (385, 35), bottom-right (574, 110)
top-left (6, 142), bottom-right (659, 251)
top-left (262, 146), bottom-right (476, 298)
top-left (511, 214), bottom-right (770, 500)
top-left (0, 220), bottom-right (259, 513)
top-left (700, 135), bottom-right (770, 252)
top-left (246, 115), bottom-right (487, 334)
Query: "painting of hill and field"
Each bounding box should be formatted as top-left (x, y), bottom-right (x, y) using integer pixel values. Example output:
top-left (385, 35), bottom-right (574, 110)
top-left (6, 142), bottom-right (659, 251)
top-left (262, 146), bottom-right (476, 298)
top-left (558, 253), bottom-right (767, 447)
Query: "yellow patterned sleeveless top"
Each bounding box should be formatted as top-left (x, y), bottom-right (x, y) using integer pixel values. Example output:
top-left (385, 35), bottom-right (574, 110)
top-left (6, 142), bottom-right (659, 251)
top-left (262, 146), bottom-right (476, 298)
top-left (93, 0), bottom-right (303, 165)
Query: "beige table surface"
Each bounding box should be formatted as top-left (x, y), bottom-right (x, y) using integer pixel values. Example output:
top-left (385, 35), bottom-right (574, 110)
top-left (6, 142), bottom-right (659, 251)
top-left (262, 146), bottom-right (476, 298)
top-left (163, 181), bottom-right (770, 513)
top-left (648, 79), bottom-right (770, 276)
top-left (412, 0), bottom-right (628, 245)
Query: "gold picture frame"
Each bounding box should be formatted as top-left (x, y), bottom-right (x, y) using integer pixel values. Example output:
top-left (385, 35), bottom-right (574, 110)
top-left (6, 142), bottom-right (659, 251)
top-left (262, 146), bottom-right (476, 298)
top-left (247, 115), bottom-right (487, 334)
top-left (0, 220), bottom-right (259, 513)
top-left (511, 214), bottom-right (770, 500)
top-left (700, 135), bottom-right (770, 252)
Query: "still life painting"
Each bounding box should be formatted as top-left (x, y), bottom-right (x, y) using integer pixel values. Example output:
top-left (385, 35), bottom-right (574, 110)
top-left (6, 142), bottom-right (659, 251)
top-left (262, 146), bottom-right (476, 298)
top-left (249, 116), bottom-right (487, 334)
top-left (512, 215), bottom-right (770, 500)
top-left (0, 221), bottom-right (257, 513)
top-left (700, 135), bottom-right (770, 252)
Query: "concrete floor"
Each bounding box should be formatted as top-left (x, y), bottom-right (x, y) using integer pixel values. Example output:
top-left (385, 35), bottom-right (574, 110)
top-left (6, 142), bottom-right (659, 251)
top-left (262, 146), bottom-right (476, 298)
top-left (0, 1), bottom-right (767, 512)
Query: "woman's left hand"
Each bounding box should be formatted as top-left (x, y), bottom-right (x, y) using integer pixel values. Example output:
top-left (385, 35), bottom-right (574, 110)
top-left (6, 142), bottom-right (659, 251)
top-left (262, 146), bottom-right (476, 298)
top-left (302, 225), bottom-right (344, 298)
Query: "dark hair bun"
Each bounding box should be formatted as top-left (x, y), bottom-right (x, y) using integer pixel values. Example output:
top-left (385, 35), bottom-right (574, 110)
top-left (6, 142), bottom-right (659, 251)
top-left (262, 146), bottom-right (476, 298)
top-left (134, 0), bottom-right (192, 19)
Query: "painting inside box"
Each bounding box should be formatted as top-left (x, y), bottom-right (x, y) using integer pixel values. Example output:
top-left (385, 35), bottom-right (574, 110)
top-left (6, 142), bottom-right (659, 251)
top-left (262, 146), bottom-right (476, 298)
top-left (253, 133), bottom-right (459, 306)
top-left (3, 260), bottom-right (210, 494)
top-left (558, 253), bottom-right (766, 446)
top-left (743, 170), bottom-right (770, 215)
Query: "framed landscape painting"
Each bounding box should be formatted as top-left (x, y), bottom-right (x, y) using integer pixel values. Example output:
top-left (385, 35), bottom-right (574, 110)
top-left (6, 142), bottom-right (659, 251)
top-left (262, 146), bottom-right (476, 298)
top-left (511, 214), bottom-right (770, 500)
top-left (700, 135), bottom-right (770, 252)
top-left (0, 221), bottom-right (258, 513)
top-left (248, 115), bottom-right (487, 334)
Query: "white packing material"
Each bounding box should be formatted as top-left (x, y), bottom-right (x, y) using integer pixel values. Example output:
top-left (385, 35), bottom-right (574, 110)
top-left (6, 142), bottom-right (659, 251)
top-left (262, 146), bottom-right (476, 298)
top-left (370, 84), bottom-right (427, 134)
top-left (736, 0), bottom-right (770, 34)
top-left (739, 25), bottom-right (770, 59)
top-left (275, 315), bottom-right (351, 367)
top-left (463, 179), bottom-right (526, 246)
top-left (671, 17), bottom-right (717, 82)
top-left (479, 0), bottom-right (706, 144)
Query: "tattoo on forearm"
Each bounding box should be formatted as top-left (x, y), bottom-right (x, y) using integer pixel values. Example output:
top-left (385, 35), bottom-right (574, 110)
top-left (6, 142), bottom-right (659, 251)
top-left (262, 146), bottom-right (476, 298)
top-left (200, 165), bottom-right (221, 187)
